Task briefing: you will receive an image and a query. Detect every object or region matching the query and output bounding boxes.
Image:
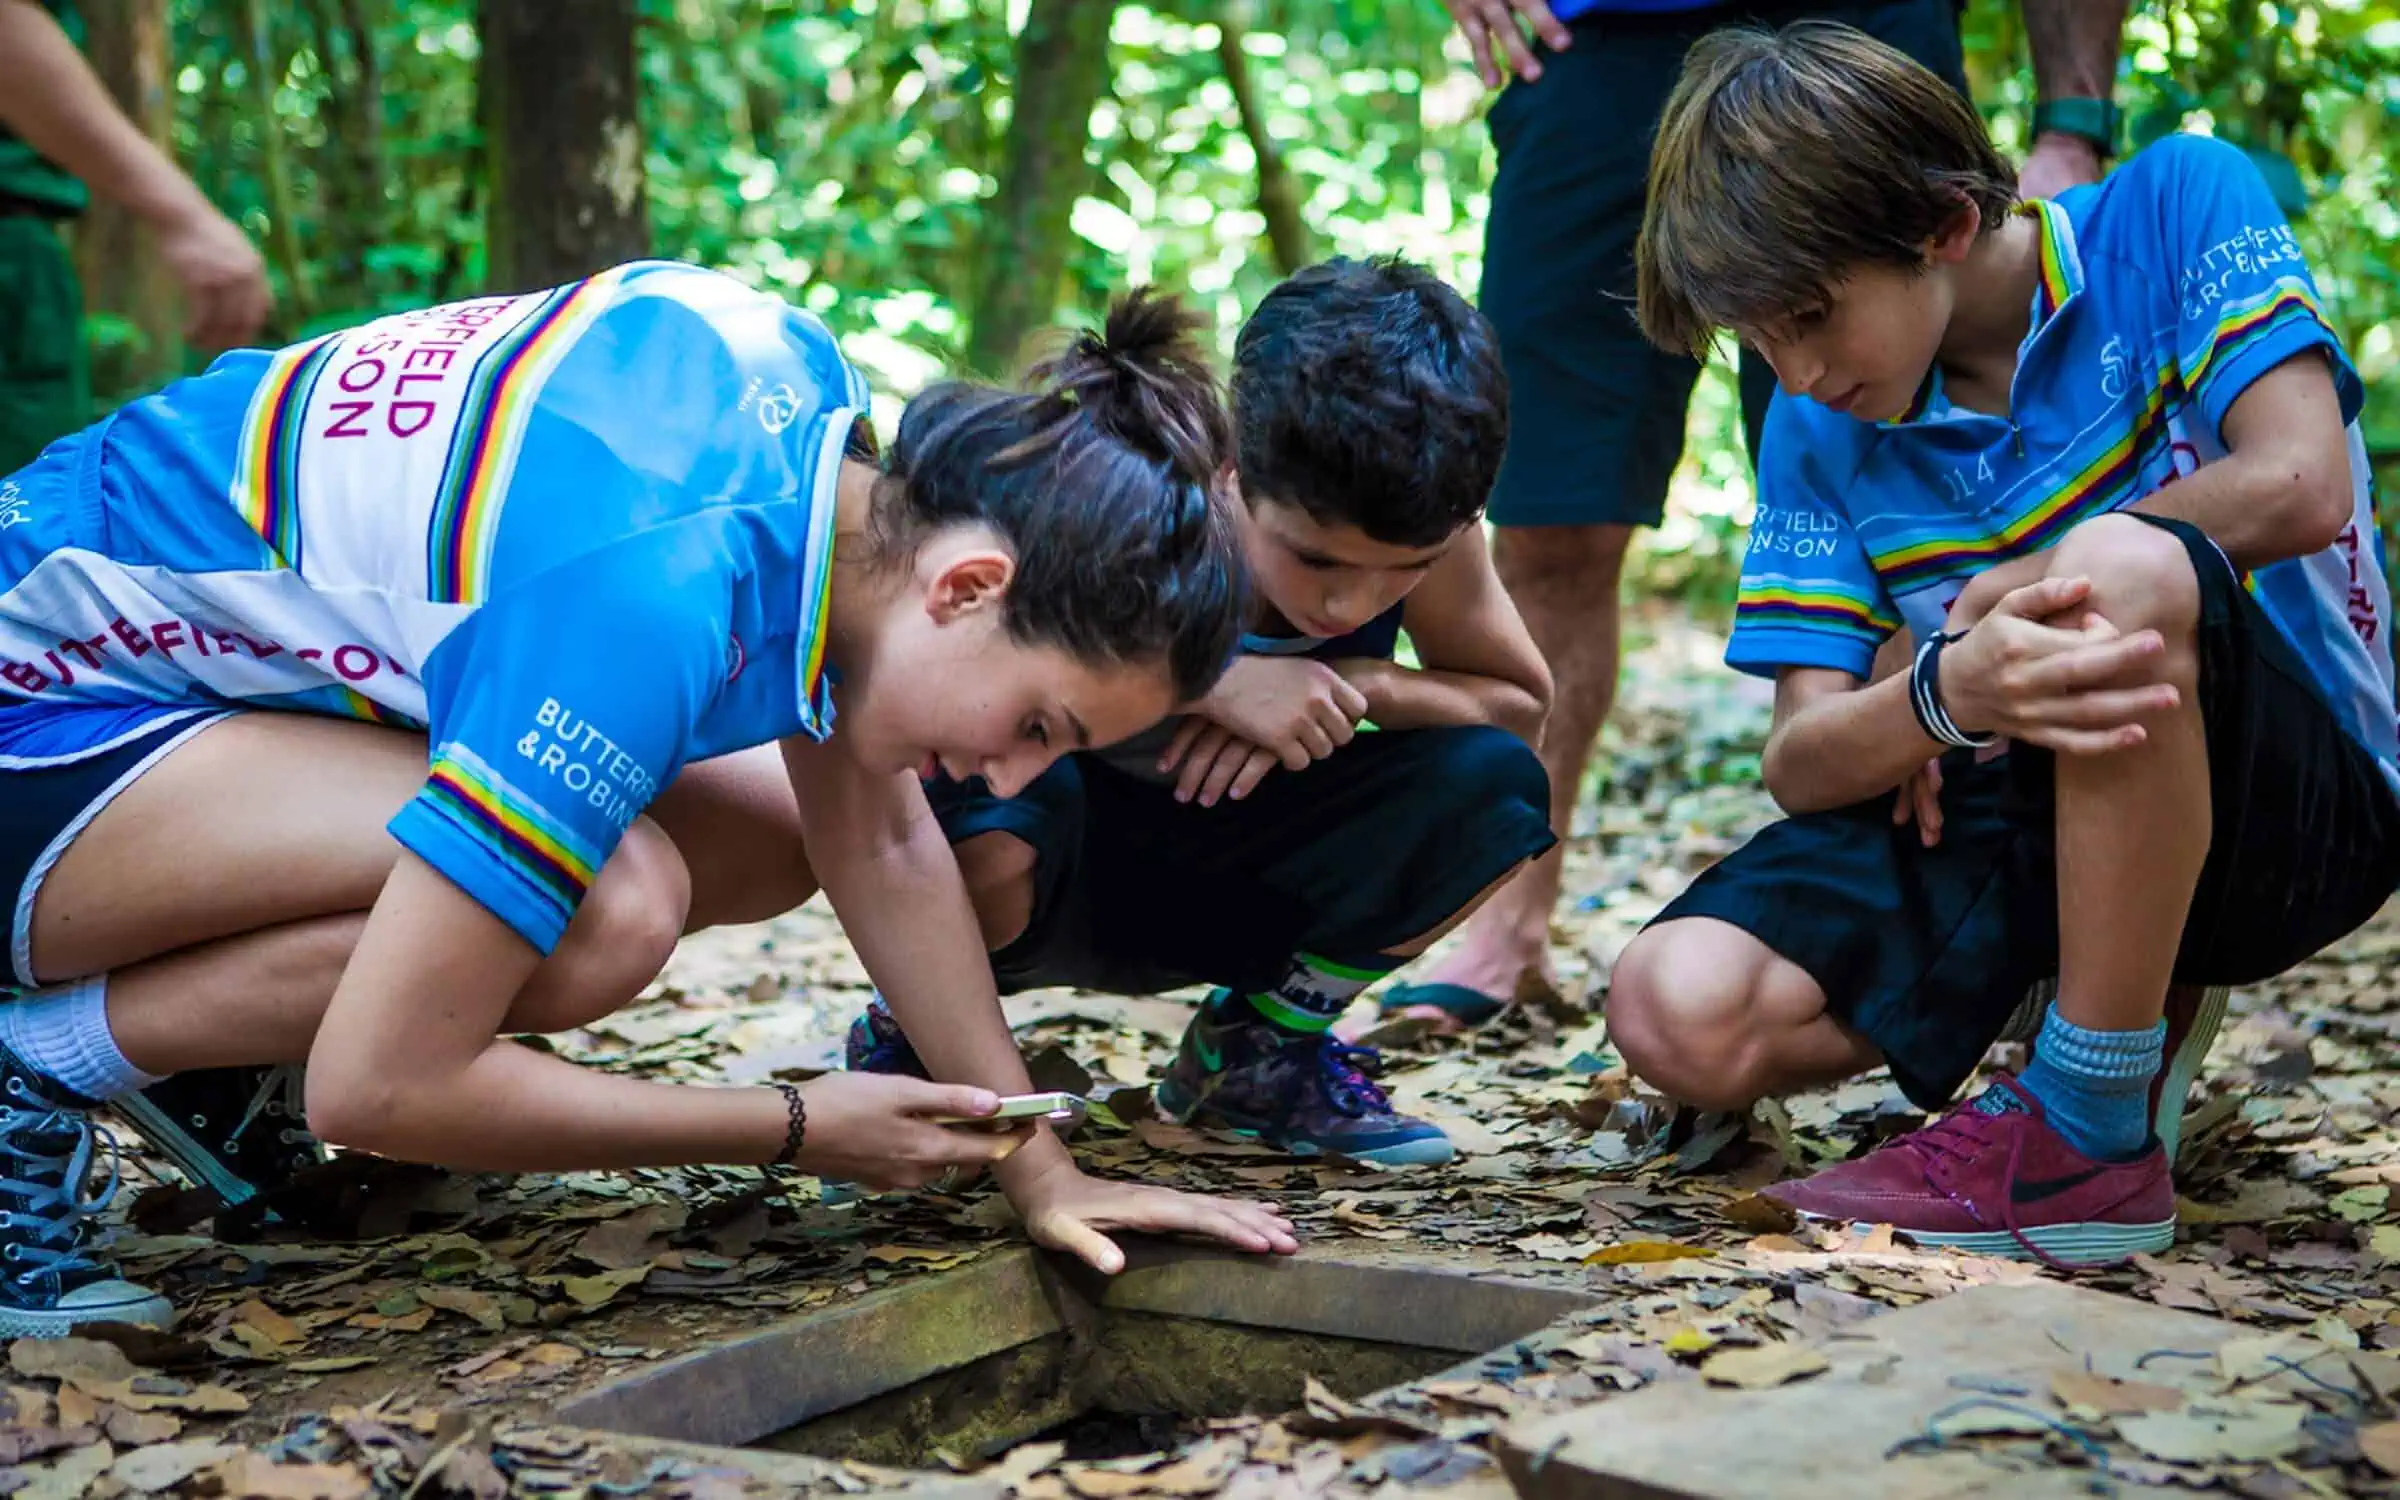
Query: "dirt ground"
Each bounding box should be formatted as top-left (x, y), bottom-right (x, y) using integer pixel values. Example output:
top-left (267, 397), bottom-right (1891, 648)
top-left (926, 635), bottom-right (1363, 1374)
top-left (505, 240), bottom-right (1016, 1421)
top-left (13, 602), bottom-right (2400, 1498)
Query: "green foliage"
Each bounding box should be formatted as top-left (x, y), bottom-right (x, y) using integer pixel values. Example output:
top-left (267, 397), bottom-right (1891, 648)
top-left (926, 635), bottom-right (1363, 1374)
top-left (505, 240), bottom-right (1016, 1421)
top-left (117, 0), bottom-right (2400, 585)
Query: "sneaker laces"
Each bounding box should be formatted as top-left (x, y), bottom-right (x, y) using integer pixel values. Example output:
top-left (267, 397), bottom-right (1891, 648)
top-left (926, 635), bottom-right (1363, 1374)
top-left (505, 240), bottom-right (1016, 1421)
top-left (1906, 1098), bottom-right (2078, 1273)
top-left (1308, 1040), bottom-right (1392, 1118)
top-left (1891, 1105), bottom-right (2005, 1174)
top-left (0, 1077), bottom-right (122, 1286)
top-left (233, 1064), bottom-right (311, 1148)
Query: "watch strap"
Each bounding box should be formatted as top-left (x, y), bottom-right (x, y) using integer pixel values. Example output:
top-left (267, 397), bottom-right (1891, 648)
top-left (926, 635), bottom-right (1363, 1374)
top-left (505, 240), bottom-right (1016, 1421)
top-left (2032, 97), bottom-right (2122, 158)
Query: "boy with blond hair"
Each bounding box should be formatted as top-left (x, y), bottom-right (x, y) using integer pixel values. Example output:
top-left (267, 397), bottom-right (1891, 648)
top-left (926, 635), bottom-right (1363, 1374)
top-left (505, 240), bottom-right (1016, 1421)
top-left (1613, 21), bottom-right (2400, 1265)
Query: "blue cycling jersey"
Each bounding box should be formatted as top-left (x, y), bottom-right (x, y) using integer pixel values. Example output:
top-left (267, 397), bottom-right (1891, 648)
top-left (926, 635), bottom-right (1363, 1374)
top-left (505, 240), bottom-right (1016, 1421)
top-left (1737, 135), bottom-right (2399, 793)
top-left (0, 260), bottom-right (869, 951)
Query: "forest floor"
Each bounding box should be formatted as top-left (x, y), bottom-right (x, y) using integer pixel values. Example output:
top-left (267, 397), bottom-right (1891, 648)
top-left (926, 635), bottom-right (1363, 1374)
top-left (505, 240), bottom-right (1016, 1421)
top-left (11, 603), bottom-right (2400, 1499)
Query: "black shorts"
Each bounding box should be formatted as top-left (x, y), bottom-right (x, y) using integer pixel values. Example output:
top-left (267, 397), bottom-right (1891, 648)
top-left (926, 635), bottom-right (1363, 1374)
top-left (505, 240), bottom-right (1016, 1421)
top-left (1653, 516), bottom-right (2400, 1109)
top-left (0, 708), bottom-right (228, 993)
top-left (1479, 0), bottom-right (1966, 528)
top-left (926, 725), bottom-right (1555, 998)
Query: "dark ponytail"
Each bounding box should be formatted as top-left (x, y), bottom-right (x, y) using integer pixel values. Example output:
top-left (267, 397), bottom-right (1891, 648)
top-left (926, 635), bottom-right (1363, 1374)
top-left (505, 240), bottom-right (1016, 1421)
top-left (875, 290), bottom-right (1245, 702)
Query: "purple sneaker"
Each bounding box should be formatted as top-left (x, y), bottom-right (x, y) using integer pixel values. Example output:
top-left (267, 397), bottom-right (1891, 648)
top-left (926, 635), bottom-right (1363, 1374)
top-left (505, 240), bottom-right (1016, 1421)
top-left (844, 993), bottom-right (928, 1080)
top-left (1152, 993), bottom-right (1453, 1168)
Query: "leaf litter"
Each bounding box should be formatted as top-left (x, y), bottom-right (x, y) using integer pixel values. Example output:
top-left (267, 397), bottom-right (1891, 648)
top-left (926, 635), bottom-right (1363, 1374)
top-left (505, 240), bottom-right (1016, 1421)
top-left (17, 608), bottom-right (2395, 1496)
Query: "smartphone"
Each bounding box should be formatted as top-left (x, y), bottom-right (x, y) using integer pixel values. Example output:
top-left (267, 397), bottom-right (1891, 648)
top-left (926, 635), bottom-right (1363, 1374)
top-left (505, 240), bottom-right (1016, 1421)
top-left (932, 1091), bottom-right (1087, 1130)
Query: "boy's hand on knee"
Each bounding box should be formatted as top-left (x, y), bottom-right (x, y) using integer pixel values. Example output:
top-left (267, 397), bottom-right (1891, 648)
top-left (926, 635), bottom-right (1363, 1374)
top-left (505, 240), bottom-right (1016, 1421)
top-left (1185, 656), bottom-right (1366, 774)
top-left (1945, 553), bottom-right (2054, 633)
top-left (1942, 577), bottom-right (2180, 755)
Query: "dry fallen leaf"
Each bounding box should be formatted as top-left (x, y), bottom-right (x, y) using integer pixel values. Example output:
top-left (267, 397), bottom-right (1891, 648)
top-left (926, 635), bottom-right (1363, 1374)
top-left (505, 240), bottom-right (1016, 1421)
top-left (1586, 1241), bottom-right (1716, 1266)
top-left (2115, 1401), bottom-right (2307, 1463)
top-left (7, 1337), bottom-right (134, 1385)
top-left (417, 1284), bottom-right (507, 1334)
top-left (1139, 1438), bottom-right (1245, 1496)
top-left (102, 1404), bottom-right (183, 1445)
top-left (2359, 1419), bottom-right (2400, 1477)
top-left (558, 1266), bottom-right (651, 1307)
top-left (110, 1439), bottom-right (239, 1491)
top-left (210, 1450), bottom-right (373, 1500)
top-left (228, 1298), bottom-right (304, 1351)
top-left (15, 1438), bottom-right (112, 1500)
top-left (1700, 1342), bottom-right (1831, 1389)
top-left (2049, 1368), bottom-right (2185, 1417)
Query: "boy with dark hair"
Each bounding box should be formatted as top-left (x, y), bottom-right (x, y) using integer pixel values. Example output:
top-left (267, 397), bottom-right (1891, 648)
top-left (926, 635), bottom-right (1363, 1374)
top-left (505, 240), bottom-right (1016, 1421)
top-left (848, 256), bottom-right (1556, 1167)
top-left (1613, 21), bottom-right (2400, 1264)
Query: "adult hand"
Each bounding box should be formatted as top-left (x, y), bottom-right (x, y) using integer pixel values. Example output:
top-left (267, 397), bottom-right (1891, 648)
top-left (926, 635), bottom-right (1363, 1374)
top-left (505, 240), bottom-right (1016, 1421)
top-left (2019, 132), bottom-right (2107, 201)
top-left (1938, 577), bottom-right (2178, 754)
top-left (1185, 655), bottom-right (1366, 774)
top-left (1156, 719), bottom-right (1280, 806)
top-left (1439, 0), bottom-right (1571, 90)
top-left (1009, 1156), bottom-right (1299, 1275)
top-left (791, 1074), bottom-right (1035, 1192)
top-left (155, 202), bottom-right (271, 350)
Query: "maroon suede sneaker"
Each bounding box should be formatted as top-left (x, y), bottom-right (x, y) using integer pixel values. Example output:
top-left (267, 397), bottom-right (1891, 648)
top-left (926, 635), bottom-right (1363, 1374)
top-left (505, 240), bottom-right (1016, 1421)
top-left (1763, 1076), bottom-right (2174, 1268)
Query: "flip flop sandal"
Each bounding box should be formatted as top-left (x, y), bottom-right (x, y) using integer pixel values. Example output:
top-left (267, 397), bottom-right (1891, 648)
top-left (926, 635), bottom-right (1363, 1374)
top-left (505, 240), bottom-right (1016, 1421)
top-left (1375, 982), bottom-right (1509, 1029)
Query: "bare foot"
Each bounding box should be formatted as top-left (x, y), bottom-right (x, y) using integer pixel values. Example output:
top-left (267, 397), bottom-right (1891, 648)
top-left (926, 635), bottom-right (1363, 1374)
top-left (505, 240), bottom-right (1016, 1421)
top-left (1390, 908), bottom-right (1561, 1034)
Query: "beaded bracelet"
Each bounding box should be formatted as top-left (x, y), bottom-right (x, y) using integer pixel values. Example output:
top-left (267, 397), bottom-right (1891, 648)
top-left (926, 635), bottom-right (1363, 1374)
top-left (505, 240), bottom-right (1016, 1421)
top-left (771, 1082), bottom-right (807, 1167)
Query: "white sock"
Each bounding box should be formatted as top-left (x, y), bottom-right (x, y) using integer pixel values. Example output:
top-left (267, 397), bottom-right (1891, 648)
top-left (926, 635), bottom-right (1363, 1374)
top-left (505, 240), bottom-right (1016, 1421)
top-left (0, 975), bottom-right (160, 1102)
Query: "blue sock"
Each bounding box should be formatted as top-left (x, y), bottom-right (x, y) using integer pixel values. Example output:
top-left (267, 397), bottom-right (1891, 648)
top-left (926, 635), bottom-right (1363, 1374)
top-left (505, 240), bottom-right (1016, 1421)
top-left (2017, 1008), bottom-right (2163, 1162)
top-left (0, 976), bottom-right (159, 1103)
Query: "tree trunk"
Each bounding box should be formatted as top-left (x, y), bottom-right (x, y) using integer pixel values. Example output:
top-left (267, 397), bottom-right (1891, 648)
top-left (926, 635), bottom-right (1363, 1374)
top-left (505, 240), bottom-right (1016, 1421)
top-left (231, 0), bottom-right (313, 324)
top-left (305, 0), bottom-right (387, 298)
top-left (965, 0), bottom-right (1113, 377)
top-left (477, 0), bottom-right (650, 294)
top-left (1216, 1), bottom-right (1309, 277)
top-left (73, 0), bottom-right (179, 386)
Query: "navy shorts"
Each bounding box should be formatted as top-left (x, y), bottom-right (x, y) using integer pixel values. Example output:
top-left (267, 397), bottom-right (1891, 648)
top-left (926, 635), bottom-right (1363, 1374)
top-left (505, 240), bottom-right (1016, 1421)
top-left (1653, 516), bottom-right (2400, 1109)
top-left (926, 725), bottom-right (1555, 998)
top-left (0, 704), bottom-right (228, 992)
top-left (1480, 0), bottom-right (1967, 529)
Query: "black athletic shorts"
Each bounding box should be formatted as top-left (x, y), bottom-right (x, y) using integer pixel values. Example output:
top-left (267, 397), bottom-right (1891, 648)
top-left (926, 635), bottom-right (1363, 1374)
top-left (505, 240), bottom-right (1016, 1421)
top-left (926, 725), bottom-right (1555, 998)
top-left (1653, 516), bottom-right (2400, 1108)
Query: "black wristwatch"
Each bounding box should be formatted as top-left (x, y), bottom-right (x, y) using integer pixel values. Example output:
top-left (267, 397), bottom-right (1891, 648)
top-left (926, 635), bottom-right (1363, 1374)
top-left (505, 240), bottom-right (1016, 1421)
top-left (2032, 97), bottom-right (2122, 159)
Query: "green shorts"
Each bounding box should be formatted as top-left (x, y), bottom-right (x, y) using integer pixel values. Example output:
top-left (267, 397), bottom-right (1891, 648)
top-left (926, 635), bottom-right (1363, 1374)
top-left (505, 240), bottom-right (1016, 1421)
top-left (0, 213), bottom-right (87, 476)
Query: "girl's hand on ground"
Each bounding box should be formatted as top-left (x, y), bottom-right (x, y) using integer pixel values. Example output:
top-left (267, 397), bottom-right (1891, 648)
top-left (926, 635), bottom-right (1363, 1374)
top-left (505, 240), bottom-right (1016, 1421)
top-left (1010, 1161), bottom-right (1300, 1274)
top-left (1891, 757), bottom-right (1944, 847)
top-left (1157, 721), bottom-right (1280, 806)
top-left (792, 1075), bottom-right (1034, 1192)
top-left (1183, 657), bottom-right (1365, 774)
top-left (1941, 577), bottom-right (2179, 754)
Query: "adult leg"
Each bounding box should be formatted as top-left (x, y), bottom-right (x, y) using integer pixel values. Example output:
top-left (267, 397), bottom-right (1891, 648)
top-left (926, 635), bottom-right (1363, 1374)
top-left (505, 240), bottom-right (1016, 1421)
top-left (1416, 524), bottom-right (1632, 1003)
top-left (1417, 7), bottom-right (1716, 1008)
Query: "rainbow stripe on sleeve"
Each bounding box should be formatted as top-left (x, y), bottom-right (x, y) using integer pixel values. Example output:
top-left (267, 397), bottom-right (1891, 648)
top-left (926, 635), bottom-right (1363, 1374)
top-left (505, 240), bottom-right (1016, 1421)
top-left (421, 744), bottom-right (599, 916)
